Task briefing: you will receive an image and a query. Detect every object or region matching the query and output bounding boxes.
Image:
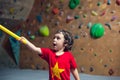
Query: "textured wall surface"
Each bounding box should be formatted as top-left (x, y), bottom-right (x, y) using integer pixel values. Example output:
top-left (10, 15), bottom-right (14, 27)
top-left (1, 0), bottom-right (120, 76)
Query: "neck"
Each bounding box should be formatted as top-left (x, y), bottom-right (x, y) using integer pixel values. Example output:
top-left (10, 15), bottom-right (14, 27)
top-left (55, 49), bottom-right (64, 56)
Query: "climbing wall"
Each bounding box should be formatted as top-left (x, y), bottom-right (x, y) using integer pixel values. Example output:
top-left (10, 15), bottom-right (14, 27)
top-left (0, 0), bottom-right (34, 20)
top-left (18, 0), bottom-right (120, 76)
top-left (0, 0), bottom-right (34, 68)
top-left (0, 45), bottom-right (17, 68)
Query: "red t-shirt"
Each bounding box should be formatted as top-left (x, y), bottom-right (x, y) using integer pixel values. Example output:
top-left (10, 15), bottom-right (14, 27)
top-left (40, 48), bottom-right (77, 80)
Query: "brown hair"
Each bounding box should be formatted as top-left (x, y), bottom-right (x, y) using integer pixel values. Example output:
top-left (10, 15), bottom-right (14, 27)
top-left (55, 30), bottom-right (74, 51)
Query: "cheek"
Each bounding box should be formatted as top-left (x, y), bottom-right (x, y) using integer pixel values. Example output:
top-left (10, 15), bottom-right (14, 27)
top-left (57, 41), bottom-right (64, 47)
top-left (60, 40), bottom-right (65, 45)
top-left (60, 42), bottom-right (66, 48)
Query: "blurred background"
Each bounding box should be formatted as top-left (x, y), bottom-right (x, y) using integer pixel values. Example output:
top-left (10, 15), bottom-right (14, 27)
top-left (0, 0), bottom-right (120, 76)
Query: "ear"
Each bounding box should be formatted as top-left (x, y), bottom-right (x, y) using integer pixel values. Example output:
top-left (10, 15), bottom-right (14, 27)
top-left (64, 40), bottom-right (68, 46)
top-left (64, 40), bottom-right (67, 44)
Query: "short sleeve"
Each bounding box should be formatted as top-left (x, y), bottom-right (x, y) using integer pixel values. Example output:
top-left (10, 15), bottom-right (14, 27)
top-left (70, 54), bottom-right (77, 69)
top-left (39, 48), bottom-right (50, 61)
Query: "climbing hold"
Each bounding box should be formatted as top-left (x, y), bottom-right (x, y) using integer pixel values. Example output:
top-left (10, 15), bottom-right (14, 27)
top-left (109, 49), bottom-right (112, 53)
top-left (100, 3), bottom-right (107, 9)
top-left (100, 59), bottom-right (103, 63)
top-left (45, 3), bottom-right (51, 12)
top-left (90, 23), bottom-right (105, 38)
top-left (81, 31), bottom-right (88, 37)
top-left (29, 35), bottom-right (35, 40)
top-left (74, 35), bottom-right (80, 39)
top-left (55, 21), bottom-right (60, 26)
top-left (9, 8), bottom-right (14, 14)
top-left (9, 30), bottom-right (21, 65)
top-left (80, 66), bottom-right (85, 73)
top-left (46, 3), bottom-right (51, 8)
top-left (78, 23), bottom-right (83, 29)
top-left (39, 25), bottom-right (49, 37)
top-left (89, 48), bottom-right (93, 52)
top-left (80, 48), bottom-right (84, 51)
top-left (111, 16), bottom-right (117, 21)
top-left (94, 53), bottom-right (97, 56)
top-left (104, 0), bottom-right (107, 3)
top-left (36, 64), bottom-right (40, 70)
top-left (74, 15), bottom-right (80, 19)
top-left (59, 11), bottom-right (64, 16)
top-left (31, 64), bottom-right (36, 69)
top-left (0, 30), bottom-right (3, 37)
top-left (66, 15), bottom-right (74, 23)
top-left (104, 64), bottom-right (108, 67)
top-left (97, 2), bottom-right (102, 6)
top-left (116, 0), bottom-right (120, 6)
top-left (89, 66), bottom-right (94, 72)
top-left (69, 0), bottom-right (80, 9)
top-left (100, 11), bottom-right (106, 16)
top-left (91, 11), bottom-right (98, 16)
top-left (36, 15), bottom-right (42, 23)
top-left (108, 68), bottom-right (114, 76)
top-left (105, 23), bottom-right (111, 30)
top-left (111, 10), bottom-right (116, 14)
top-left (52, 8), bottom-right (59, 15)
top-left (109, 58), bottom-right (113, 62)
top-left (87, 22), bottom-right (92, 29)
top-left (27, 31), bottom-right (31, 36)
top-left (83, 14), bottom-right (87, 18)
top-left (107, 0), bottom-right (111, 5)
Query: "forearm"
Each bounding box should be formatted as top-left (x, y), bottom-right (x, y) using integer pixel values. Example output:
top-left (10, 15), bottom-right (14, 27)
top-left (20, 37), bottom-right (42, 54)
top-left (71, 68), bottom-right (80, 80)
top-left (26, 40), bottom-right (37, 50)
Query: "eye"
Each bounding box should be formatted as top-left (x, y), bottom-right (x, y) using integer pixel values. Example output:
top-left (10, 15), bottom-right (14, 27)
top-left (56, 36), bottom-right (60, 40)
top-left (53, 36), bottom-right (55, 39)
top-left (53, 36), bottom-right (60, 40)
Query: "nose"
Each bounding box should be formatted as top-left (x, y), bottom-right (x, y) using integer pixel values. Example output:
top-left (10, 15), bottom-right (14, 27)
top-left (53, 37), bottom-right (56, 41)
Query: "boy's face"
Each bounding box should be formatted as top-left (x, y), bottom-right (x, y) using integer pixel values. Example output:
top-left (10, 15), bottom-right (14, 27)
top-left (53, 32), bottom-right (65, 51)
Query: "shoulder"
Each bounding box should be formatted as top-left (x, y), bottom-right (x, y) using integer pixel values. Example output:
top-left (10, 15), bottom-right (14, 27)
top-left (65, 51), bottom-right (73, 55)
top-left (41, 48), bottom-right (53, 52)
top-left (40, 48), bottom-right (54, 59)
top-left (64, 51), bottom-right (74, 58)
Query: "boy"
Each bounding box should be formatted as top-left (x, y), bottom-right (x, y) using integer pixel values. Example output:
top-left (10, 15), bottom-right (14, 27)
top-left (20, 30), bottom-right (80, 80)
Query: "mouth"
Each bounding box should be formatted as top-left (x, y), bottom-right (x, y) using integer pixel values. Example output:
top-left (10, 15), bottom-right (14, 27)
top-left (53, 42), bottom-right (57, 48)
top-left (53, 42), bottom-right (56, 46)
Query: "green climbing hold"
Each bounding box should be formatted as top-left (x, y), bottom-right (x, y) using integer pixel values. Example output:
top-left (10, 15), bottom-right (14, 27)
top-left (69, 0), bottom-right (80, 9)
top-left (97, 2), bottom-right (102, 6)
top-left (30, 35), bottom-right (35, 40)
top-left (39, 25), bottom-right (49, 37)
top-left (90, 23), bottom-right (105, 38)
top-left (9, 30), bottom-right (21, 65)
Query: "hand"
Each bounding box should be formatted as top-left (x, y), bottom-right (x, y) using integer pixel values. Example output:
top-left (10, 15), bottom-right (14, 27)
top-left (18, 36), bottom-right (28, 44)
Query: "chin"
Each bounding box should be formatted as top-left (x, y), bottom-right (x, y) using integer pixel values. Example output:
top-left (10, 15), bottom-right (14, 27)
top-left (53, 47), bottom-right (57, 51)
top-left (53, 48), bottom-right (58, 52)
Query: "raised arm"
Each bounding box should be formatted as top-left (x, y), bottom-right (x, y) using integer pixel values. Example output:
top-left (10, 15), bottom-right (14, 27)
top-left (19, 37), bottom-right (42, 55)
top-left (71, 68), bottom-right (80, 80)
